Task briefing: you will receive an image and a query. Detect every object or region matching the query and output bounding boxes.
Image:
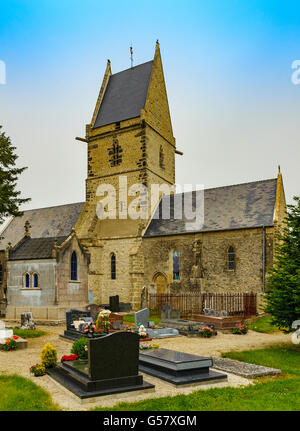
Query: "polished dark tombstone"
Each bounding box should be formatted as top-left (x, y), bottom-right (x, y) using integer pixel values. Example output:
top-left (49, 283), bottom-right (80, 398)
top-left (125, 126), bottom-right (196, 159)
top-left (61, 309), bottom-right (98, 341)
top-left (139, 348), bottom-right (227, 385)
top-left (48, 332), bottom-right (154, 399)
top-left (109, 295), bottom-right (120, 312)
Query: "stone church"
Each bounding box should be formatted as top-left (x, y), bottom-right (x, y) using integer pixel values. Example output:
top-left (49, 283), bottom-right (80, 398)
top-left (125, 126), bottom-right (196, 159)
top-left (0, 42), bottom-right (287, 320)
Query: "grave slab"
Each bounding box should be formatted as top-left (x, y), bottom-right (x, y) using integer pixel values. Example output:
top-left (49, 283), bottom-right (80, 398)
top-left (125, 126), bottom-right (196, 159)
top-left (139, 348), bottom-right (227, 386)
top-left (212, 357), bottom-right (281, 378)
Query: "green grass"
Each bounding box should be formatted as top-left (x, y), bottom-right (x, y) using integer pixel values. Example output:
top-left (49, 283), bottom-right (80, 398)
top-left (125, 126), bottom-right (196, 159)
top-left (123, 314), bottom-right (161, 325)
top-left (247, 316), bottom-right (280, 333)
top-left (91, 343), bottom-right (300, 411)
top-left (222, 343), bottom-right (300, 377)
top-left (0, 374), bottom-right (60, 411)
top-left (8, 328), bottom-right (46, 338)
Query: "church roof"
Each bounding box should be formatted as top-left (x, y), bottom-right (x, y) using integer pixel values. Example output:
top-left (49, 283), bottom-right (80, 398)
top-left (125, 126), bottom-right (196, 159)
top-left (0, 202), bottom-right (84, 249)
top-left (144, 178), bottom-right (278, 237)
top-left (93, 61), bottom-right (153, 128)
top-left (9, 236), bottom-right (67, 261)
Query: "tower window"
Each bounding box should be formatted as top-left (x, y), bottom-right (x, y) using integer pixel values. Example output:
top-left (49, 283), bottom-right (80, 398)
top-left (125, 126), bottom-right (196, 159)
top-left (25, 273), bottom-right (30, 288)
top-left (173, 250), bottom-right (180, 280)
top-left (159, 146), bottom-right (165, 169)
top-left (108, 139), bottom-right (123, 167)
top-left (71, 251), bottom-right (78, 281)
top-left (111, 253), bottom-right (116, 280)
top-left (228, 246), bottom-right (235, 270)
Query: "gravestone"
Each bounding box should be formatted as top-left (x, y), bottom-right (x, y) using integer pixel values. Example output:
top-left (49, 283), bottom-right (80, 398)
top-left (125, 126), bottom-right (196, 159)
top-left (139, 348), bottom-right (227, 386)
top-left (134, 308), bottom-right (150, 328)
top-left (61, 309), bottom-right (96, 341)
top-left (86, 304), bottom-right (101, 321)
top-left (20, 312), bottom-right (35, 329)
top-left (119, 302), bottom-right (132, 313)
top-left (47, 332), bottom-right (154, 399)
top-left (161, 303), bottom-right (171, 320)
top-left (170, 309), bottom-right (180, 320)
top-left (66, 309), bottom-right (91, 331)
top-left (109, 295), bottom-right (120, 312)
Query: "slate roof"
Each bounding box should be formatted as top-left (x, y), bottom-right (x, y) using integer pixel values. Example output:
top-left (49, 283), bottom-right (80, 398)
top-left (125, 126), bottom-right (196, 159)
top-left (93, 61), bottom-right (153, 128)
top-left (0, 202), bottom-right (84, 249)
top-left (144, 178), bottom-right (278, 237)
top-left (9, 236), bottom-right (67, 261)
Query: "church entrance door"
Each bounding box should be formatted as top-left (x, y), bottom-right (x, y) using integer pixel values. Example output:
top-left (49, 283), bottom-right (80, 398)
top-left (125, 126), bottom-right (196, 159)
top-left (153, 273), bottom-right (168, 294)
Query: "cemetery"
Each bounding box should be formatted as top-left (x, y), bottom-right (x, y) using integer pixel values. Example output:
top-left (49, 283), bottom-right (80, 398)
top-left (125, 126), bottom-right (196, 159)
top-left (0, 304), bottom-right (296, 411)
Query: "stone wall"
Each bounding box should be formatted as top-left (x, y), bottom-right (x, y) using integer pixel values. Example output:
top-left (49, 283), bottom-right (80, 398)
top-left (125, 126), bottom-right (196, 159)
top-left (142, 227), bottom-right (274, 294)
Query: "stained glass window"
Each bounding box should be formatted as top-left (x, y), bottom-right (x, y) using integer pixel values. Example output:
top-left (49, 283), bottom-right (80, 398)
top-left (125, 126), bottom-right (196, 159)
top-left (173, 250), bottom-right (180, 280)
top-left (71, 251), bottom-right (78, 280)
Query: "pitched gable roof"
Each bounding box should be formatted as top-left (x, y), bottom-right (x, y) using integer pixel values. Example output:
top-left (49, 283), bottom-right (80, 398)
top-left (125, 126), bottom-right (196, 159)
top-left (93, 61), bottom-right (153, 128)
top-left (0, 202), bottom-right (84, 249)
top-left (144, 178), bottom-right (278, 237)
top-left (9, 236), bottom-right (67, 261)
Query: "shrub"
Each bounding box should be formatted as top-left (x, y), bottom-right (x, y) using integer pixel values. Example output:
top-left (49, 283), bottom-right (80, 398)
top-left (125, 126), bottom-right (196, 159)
top-left (2, 338), bottom-right (18, 351)
top-left (232, 323), bottom-right (248, 335)
top-left (30, 363), bottom-right (46, 377)
top-left (40, 343), bottom-right (57, 368)
top-left (200, 326), bottom-right (214, 338)
top-left (71, 338), bottom-right (88, 360)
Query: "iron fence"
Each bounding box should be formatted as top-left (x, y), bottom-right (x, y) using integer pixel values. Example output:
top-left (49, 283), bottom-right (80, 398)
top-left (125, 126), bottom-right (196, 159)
top-left (149, 292), bottom-right (257, 318)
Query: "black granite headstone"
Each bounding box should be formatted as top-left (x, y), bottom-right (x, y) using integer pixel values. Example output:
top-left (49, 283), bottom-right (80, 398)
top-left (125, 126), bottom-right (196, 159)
top-left (66, 309), bottom-right (91, 330)
top-left (88, 332), bottom-right (138, 380)
top-left (109, 295), bottom-right (120, 312)
top-left (47, 331), bottom-right (154, 399)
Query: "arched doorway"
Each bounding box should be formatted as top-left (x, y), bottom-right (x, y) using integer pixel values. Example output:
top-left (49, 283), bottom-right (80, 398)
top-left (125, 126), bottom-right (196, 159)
top-left (153, 273), bottom-right (168, 295)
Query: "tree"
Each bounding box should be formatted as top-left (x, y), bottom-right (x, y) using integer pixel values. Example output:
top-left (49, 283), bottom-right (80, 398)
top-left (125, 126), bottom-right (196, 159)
top-left (265, 196), bottom-right (300, 332)
top-left (0, 126), bottom-right (31, 223)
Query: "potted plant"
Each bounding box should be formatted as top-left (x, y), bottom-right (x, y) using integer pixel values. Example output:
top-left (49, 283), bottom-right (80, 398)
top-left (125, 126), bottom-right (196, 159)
top-left (30, 363), bottom-right (46, 377)
top-left (2, 338), bottom-right (18, 351)
top-left (200, 326), bottom-right (214, 338)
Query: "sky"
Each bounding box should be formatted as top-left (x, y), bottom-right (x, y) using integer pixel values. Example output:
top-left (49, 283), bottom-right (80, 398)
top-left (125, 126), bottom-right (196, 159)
top-left (0, 0), bottom-right (299, 224)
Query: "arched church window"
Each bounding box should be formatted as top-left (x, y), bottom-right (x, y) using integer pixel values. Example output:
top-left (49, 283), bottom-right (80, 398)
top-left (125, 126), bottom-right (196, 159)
top-left (33, 273), bottom-right (39, 288)
top-left (111, 253), bottom-right (116, 280)
top-left (71, 251), bottom-right (78, 281)
top-left (173, 250), bottom-right (180, 280)
top-left (25, 273), bottom-right (30, 288)
top-left (0, 264), bottom-right (2, 283)
top-left (228, 246), bottom-right (235, 270)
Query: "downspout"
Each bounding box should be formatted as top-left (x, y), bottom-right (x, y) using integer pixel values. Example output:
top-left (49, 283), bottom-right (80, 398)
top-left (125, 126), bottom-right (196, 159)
top-left (262, 226), bottom-right (266, 292)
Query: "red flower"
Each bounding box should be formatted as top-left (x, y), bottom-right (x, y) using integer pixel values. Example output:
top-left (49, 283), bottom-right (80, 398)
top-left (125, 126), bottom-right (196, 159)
top-left (12, 335), bottom-right (19, 340)
top-left (61, 354), bottom-right (79, 362)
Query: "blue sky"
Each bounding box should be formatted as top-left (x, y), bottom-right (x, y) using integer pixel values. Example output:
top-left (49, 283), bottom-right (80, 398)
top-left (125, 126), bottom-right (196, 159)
top-left (0, 0), bottom-right (299, 214)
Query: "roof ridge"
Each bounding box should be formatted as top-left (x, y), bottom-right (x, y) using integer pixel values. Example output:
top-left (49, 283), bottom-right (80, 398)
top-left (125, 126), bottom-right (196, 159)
top-left (111, 60), bottom-right (153, 77)
top-left (171, 178), bottom-right (277, 197)
top-left (15, 201), bottom-right (85, 213)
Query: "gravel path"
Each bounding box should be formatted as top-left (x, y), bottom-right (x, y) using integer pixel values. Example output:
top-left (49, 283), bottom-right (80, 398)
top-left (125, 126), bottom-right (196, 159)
top-left (0, 324), bottom-right (290, 411)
